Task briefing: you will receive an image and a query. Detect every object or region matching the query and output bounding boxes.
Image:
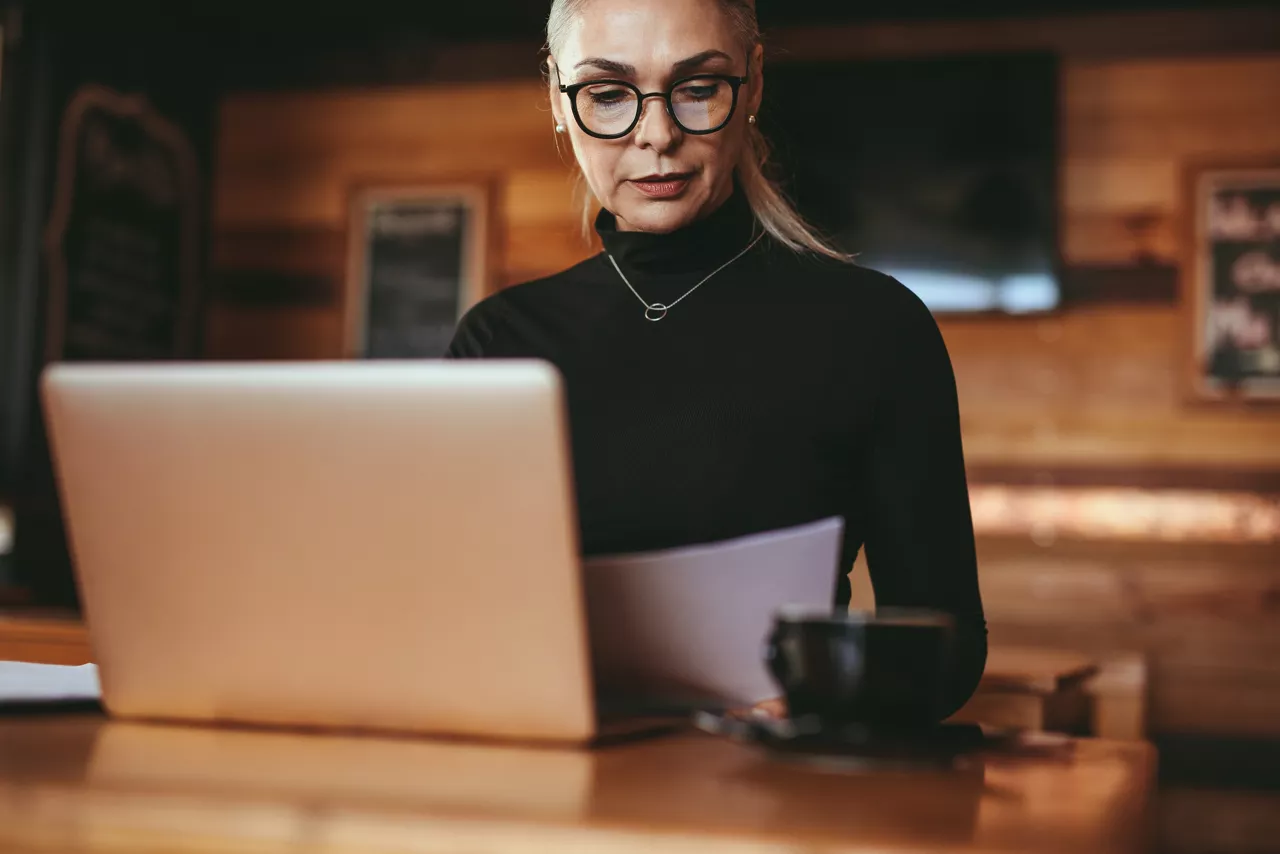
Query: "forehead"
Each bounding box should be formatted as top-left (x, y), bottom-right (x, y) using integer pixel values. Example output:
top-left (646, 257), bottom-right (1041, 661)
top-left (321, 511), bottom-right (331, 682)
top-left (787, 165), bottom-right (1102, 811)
top-left (559, 0), bottom-right (739, 70)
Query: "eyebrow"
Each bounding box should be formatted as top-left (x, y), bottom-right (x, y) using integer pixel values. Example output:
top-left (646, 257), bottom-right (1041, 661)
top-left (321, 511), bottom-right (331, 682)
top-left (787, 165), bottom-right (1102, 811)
top-left (573, 50), bottom-right (736, 78)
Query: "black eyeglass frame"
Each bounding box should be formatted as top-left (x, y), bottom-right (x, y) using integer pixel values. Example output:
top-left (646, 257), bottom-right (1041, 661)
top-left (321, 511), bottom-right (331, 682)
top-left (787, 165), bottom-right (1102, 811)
top-left (556, 68), bottom-right (750, 139)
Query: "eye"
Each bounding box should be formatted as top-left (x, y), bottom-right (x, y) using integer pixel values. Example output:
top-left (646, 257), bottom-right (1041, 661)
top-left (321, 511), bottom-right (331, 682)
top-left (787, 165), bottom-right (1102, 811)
top-left (673, 78), bottom-right (726, 102)
top-left (585, 85), bottom-right (632, 106)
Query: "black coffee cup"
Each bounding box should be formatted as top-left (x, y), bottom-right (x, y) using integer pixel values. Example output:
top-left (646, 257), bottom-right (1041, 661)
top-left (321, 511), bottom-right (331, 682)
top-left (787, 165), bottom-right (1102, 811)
top-left (764, 606), bottom-right (955, 730)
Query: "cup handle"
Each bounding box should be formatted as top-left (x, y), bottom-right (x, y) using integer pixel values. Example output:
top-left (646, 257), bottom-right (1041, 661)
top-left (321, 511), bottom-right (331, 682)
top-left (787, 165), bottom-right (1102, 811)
top-left (764, 623), bottom-right (791, 689)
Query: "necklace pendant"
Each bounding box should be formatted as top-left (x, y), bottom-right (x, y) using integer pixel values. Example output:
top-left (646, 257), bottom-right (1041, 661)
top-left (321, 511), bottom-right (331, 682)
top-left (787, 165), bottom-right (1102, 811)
top-left (606, 231), bottom-right (765, 324)
top-left (644, 303), bottom-right (669, 322)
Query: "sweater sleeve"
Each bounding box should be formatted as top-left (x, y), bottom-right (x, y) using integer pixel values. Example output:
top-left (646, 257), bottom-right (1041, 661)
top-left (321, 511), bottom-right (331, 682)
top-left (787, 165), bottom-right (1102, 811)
top-left (444, 298), bottom-right (502, 359)
top-left (859, 281), bottom-right (987, 720)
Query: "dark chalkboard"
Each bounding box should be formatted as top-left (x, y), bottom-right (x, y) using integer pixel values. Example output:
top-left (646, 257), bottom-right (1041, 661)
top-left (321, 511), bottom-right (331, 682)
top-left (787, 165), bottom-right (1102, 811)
top-left (43, 84), bottom-right (202, 363)
top-left (1186, 163), bottom-right (1280, 402)
top-left (344, 183), bottom-right (492, 359)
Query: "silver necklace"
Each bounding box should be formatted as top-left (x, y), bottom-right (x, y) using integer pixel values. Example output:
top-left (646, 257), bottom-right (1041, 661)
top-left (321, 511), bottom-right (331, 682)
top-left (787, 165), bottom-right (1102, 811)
top-left (606, 231), bottom-right (766, 321)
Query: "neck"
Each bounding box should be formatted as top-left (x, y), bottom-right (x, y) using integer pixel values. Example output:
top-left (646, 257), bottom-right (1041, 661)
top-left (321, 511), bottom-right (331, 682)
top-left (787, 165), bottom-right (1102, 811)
top-left (595, 182), bottom-right (758, 276)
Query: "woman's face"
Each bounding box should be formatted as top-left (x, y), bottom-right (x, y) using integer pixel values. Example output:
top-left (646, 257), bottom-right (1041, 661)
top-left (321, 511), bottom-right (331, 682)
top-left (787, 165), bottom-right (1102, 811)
top-left (551, 0), bottom-right (763, 233)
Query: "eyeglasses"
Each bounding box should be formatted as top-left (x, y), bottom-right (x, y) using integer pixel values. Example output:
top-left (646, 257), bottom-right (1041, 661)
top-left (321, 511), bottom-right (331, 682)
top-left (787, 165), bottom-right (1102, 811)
top-left (557, 68), bottom-right (749, 139)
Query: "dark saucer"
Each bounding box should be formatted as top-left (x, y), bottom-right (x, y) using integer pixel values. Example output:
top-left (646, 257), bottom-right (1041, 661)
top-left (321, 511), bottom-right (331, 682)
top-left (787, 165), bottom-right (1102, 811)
top-left (693, 710), bottom-right (1038, 771)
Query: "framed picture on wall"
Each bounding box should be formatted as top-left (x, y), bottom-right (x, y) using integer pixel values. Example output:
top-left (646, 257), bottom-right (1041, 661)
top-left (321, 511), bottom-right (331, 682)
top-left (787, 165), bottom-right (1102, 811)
top-left (343, 180), bottom-right (497, 359)
top-left (1183, 158), bottom-right (1280, 402)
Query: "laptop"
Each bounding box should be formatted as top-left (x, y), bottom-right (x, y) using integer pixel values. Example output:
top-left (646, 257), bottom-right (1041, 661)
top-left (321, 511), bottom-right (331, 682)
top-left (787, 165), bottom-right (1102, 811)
top-left (40, 359), bottom-right (664, 744)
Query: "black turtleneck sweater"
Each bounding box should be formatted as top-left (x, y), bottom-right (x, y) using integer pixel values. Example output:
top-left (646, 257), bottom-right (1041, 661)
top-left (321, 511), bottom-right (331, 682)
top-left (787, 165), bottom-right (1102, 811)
top-left (446, 191), bottom-right (986, 718)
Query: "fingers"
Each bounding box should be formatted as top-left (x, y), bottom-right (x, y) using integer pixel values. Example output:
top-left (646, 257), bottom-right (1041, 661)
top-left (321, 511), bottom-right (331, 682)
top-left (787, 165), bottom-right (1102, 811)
top-left (750, 697), bottom-right (788, 719)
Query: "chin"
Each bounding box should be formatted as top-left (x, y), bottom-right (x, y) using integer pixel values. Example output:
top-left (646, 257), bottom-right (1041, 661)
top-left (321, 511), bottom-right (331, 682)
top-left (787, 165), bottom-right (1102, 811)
top-left (614, 192), bottom-right (712, 234)
top-left (619, 205), bottom-right (696, 233)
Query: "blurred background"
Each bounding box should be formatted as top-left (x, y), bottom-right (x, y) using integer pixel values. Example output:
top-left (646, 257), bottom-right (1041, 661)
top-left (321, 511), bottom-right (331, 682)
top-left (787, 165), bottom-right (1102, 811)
top-left (0, 0), bottom-right (1278, 839)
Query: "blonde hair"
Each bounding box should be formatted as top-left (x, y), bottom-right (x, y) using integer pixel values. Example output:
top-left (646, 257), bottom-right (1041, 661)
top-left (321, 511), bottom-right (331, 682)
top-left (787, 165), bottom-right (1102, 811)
top-left (546, 0), bottom-right (850, 261)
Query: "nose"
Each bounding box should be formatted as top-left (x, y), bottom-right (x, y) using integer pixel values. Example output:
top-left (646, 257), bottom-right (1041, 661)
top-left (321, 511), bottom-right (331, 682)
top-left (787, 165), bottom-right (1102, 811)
top-left (632, 94), bottom-right (680, 153)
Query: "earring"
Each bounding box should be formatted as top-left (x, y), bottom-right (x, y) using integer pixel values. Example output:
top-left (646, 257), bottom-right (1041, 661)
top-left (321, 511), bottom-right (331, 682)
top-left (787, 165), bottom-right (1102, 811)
top-left (747, 114), bottom-right (757, 125)
top-left (555, 123), bottom-right (566, 134)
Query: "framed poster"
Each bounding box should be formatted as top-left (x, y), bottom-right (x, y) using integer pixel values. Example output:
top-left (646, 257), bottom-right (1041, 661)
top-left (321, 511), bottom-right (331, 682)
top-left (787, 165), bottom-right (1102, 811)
top-left (42, 84), bottom-right (203, 363)
top-left (1184, 158), bottom-right (1280, 402)
top-left (344, 180), bottom-right (495, 359)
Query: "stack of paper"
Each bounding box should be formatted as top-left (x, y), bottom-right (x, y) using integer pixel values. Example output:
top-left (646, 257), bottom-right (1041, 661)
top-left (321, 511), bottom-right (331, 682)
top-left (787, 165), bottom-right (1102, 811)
top-left (584, 516), bottom-right (844, 710)
top-left (0, 661), bottom-right (101, 704)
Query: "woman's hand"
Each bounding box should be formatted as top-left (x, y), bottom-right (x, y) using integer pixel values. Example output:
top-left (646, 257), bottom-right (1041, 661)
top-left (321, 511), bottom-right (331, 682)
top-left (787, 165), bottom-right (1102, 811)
top-left (746, 697), bottom-right (788, 720)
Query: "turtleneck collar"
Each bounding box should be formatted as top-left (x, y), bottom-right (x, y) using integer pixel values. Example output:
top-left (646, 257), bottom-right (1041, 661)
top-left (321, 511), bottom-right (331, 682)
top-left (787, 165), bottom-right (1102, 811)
top-left (595, 186), bottom-right (759, 276)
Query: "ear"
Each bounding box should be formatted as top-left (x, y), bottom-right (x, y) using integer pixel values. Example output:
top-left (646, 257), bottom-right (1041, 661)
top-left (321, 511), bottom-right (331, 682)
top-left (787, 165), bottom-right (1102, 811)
top-left (746, 43), bottom-right (765, 116)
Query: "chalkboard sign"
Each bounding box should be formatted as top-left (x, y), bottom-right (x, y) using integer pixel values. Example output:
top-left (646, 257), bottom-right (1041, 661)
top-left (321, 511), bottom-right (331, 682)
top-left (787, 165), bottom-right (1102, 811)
top-left (344, 182), bottom-right (493, 358)
top-left (42, 84), bottom-right (202, 362)
top-left (1185, 161), bottom-right (1280, 403)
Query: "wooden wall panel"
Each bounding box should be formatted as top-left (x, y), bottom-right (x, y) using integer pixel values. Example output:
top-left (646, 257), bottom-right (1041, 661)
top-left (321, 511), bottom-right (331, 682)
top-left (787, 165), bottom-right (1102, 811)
top-left (214, 82), bottom-right (569, 231)
top-left (1060, 214), bottom-right (1176, 266)
top-left (216, 227), bottom-right (346, 276)
top-left (218, 84), bottom-right (557, 155)
top-left (938, 307), bottom-right (1280, 469)
top-left (1062, 57), bottom-right (1280, 116)
top-left (205, 305), bottom-right (345, 361)
top-left (504, 169), bottom-right (582, 226)
top-left (1063, 157), bottom-right (1177, 213)
top-left (503, 224), bottom-right (594, 286)
top-left (216, 147), bottom-right (566, 227)
top-left (1058, 57), bottom-right (1280, 269)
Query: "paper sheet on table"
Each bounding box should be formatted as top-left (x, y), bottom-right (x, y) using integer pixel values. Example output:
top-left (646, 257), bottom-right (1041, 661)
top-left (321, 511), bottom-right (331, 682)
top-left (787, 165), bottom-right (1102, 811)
top-left (0, 661), bottom-right (100, 703)
top-left (583, 516), bottom-right (843, 711)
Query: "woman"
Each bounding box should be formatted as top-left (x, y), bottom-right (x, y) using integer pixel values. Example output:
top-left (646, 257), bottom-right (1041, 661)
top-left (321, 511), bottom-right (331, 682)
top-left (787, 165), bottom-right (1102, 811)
top-left (447, 0), bottom-right (986, 720)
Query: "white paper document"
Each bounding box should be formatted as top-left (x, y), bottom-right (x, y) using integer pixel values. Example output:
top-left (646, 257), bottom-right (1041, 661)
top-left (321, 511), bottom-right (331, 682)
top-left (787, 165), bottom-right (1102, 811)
top-left (0, 661), bottom-right (101, 704)
top-left (583, 516), bottom-right (844, 710)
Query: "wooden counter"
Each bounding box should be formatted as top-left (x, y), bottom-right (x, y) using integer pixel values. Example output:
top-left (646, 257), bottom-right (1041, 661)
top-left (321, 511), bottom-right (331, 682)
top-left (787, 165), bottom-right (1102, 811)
top-left (0, 615), bottom-right (1144, 739)
top-left (0, 715), bottom-right (1155, 853)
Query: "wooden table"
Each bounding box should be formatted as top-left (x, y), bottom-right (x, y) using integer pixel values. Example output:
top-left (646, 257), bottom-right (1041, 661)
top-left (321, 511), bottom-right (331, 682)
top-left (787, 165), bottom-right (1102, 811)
top-left (0, 615), bottom-right (1149, 740)
top-left (0, 715), bottom-right (1155, 853)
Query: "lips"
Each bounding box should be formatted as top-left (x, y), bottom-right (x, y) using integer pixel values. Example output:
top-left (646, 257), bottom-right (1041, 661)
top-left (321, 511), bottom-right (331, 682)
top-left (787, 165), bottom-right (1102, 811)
top-left (630, 173), bottom-right (693, 199)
